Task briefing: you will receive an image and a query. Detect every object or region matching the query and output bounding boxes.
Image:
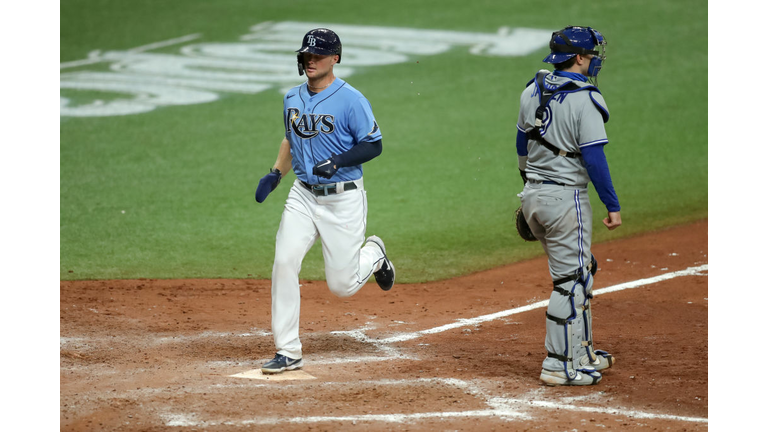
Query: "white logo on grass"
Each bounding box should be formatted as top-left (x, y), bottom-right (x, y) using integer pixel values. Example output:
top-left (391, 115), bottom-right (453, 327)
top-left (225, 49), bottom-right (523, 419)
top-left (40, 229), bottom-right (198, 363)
top-left (60, 22), bottom-right (552, 117)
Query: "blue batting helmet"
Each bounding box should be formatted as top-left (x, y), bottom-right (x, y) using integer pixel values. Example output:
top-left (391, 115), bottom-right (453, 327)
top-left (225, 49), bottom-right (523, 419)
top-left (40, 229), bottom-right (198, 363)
top-left (296, 28), bottom-right (342, 76)
top-left (543, 26), bottom-right (606, 77)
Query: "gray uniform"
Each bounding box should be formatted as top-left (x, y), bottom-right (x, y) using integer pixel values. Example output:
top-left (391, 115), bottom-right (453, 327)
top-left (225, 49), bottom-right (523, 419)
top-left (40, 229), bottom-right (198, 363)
top-left (518, 73), bottom-right (609, 187)
top-left (517, 71), bottom-right (612, 381)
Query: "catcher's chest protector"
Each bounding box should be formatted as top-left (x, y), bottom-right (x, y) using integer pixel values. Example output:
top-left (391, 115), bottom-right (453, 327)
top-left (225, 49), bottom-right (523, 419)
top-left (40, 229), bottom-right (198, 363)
top-left (527, 72), bottom-right (597, 158)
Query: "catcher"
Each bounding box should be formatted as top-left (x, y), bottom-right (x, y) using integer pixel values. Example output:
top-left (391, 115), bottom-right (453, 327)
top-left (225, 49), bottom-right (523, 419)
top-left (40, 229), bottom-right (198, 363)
top-left (514, 26), bottom-right (622, 386)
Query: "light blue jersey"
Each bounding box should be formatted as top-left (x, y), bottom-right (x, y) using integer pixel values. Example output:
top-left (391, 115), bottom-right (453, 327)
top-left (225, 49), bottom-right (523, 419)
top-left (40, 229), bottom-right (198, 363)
top-left (284, 78), bottom-right (382, 184)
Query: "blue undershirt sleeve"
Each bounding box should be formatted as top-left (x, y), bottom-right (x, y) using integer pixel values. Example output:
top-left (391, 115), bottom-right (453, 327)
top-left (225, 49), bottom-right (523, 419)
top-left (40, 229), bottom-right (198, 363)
top-left (581, 144), bottom-right (620, 212)
top-left (516, 129), bottom-right (528, 156)
top-left (333, 139), bottom-right (382, 168)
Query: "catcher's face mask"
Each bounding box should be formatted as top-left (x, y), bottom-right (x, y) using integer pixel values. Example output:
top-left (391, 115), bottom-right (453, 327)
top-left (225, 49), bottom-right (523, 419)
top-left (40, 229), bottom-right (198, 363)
top-left (586, 28), bottom-right (607, 78)
top-left (545, 26), bottom-right (607, 84)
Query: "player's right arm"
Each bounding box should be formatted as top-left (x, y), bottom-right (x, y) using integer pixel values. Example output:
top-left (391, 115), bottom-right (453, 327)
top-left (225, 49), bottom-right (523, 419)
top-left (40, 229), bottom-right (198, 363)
top-left (272, 138), bottom-right (293, 176)
top-left (255, 138), bottom-right (293, 203)
top-left (515, 90), bottom-right (532, 185)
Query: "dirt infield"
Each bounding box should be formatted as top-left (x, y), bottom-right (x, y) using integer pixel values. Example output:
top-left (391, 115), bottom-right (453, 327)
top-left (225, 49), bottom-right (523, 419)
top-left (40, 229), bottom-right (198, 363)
top-left (60, 220), bottom-right (708, 431)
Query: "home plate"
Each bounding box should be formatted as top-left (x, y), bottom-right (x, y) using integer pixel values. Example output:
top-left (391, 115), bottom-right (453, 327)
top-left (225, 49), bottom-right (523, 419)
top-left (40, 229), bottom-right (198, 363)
top-left (229, 369), bottom-right (316, 381)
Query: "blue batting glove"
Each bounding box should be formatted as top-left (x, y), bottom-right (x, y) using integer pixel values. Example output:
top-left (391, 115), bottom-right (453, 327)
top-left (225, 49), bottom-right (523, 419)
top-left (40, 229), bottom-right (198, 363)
top-left (255, 169), bottom-right (281, 203)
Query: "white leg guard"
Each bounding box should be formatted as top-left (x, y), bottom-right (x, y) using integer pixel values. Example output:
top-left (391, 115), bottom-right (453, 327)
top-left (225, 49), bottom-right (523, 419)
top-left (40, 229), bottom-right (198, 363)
top-left (577, 270), bottom-right (616, 371)
top-left (541, 266), bottom-right (602, 385)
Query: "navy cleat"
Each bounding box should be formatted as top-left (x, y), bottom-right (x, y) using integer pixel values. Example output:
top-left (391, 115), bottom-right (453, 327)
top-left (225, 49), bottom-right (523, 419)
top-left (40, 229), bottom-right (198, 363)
top-left (261, 354), bottom-right (304, 374)
top-left (365, 235), bottom-right (395, 291)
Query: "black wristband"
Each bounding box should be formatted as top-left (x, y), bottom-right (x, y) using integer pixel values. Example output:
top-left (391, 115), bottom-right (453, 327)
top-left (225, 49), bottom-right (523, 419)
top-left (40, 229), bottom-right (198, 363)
top-left (270, 168), bottom-right (282, 187)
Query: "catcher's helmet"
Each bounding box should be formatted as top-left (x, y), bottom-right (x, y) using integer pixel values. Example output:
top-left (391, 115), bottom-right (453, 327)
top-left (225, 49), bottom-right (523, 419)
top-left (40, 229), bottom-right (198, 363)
top-left (543, 26), bottom-right (606, 77)
top-left (296, 28), bottom-right (342, 76)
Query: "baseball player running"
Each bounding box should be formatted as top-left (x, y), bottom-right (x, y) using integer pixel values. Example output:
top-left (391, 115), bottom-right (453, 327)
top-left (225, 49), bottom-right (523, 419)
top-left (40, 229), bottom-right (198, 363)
top-left (516, 26), bottom-right (622, 386)
top-left (254, 28), bottom-right (395, 374)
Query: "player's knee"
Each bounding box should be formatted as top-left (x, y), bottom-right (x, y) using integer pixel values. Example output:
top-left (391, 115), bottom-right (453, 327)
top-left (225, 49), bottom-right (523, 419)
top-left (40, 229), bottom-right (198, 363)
top-left (330, 287), bottom-right (355, 298)
top-left (272, 253), bottom-right (301, 276)
top-left (327, 282), bottom-right (356, 298)
top-left (326, 273), bottom-right (358, 297)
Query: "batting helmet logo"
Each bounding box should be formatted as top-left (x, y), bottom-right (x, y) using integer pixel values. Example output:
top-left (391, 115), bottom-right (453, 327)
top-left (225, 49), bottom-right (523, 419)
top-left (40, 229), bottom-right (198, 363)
top-left (296, 28), bottom-right (343, 76)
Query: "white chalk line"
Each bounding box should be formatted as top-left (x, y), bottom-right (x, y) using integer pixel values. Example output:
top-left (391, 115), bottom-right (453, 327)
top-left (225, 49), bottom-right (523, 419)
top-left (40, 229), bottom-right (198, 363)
top-left (330, 325), bottom-right (416, 362)
top-left (64, 264), bottom-right (706, 360)
top-left (513, 399), bottom-right (707, 423)
top-left (163, 410), bottom-right (521, 427)
top-left (190, 264), bottom-right (704, 426)
top-left (63, 265), bottom-right (708, 426)
top-left (63, 264), bottom-right (707, 371)
top-left (362, 264), bottom-right (709, 345)
top-left (161, 377), bottom-right (707, 427)
top-left (60, 328), bottom-right (272, 349)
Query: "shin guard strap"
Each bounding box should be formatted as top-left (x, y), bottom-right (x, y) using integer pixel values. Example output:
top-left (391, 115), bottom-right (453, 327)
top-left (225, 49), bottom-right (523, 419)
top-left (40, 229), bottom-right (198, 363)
top-left (553, 274), bottom-right (579, 286)
top-left (547, 351), bottom-right (570, 362)
top-left (546, 312), bottom-right (569, 325)
top-left (553, 286), bottom-right (575, 297)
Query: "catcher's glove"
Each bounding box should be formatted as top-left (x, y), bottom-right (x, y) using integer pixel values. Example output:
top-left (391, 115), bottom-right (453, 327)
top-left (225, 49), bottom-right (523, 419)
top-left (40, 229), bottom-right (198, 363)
top-left (515, 206), bottom-right (538, 242)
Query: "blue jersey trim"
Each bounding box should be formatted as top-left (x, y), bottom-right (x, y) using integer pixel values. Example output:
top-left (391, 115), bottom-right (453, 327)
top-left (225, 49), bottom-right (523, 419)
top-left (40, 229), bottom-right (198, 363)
top-left (574, 190), bottom-right (585, 268)
top-left (579, 139), bottom-right (609, 148)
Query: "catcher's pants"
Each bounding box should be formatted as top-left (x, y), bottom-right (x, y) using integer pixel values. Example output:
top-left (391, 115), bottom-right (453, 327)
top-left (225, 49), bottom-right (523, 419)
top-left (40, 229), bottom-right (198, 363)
top-left (271, 178), bottom-right (385, 360)
top-left (520, 182), bottom-right (595, 374)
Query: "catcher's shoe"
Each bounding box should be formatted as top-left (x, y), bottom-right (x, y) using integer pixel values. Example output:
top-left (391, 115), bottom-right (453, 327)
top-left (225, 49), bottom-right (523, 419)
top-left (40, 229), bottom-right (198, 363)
top-left (579, 350), bottom-right (615, 371)
top-left (365, 235), bottom-right (395, 291)
top-left (540, 368), bottom-right (602, 386)
top-left (261, 354), bottom-right (303, 374)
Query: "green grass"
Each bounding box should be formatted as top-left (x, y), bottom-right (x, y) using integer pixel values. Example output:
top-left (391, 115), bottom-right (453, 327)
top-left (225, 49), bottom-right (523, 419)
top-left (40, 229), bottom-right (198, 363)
top-left (60, 0), bottom-right (707, 282)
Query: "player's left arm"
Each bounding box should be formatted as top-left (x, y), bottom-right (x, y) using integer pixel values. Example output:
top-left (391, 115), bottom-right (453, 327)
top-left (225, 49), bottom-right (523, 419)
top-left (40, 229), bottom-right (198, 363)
top-left (313, 141), bottom-right (382, 179)
top-left (313, 97), bottom-right (383, 179)
top-left (580, 92), bottom-right (621, 230)
top-left (581, 144), bottom-right (621, 229)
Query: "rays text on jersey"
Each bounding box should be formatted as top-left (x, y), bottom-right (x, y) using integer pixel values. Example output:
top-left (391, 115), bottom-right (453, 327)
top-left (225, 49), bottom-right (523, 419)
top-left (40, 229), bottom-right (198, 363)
top-left (287, 108), bottom-right (335, 139)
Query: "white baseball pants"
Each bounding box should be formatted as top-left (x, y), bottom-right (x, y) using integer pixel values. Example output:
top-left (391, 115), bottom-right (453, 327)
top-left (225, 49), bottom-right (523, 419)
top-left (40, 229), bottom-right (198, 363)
top-left (271, 178), bottom-right (385, 360)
